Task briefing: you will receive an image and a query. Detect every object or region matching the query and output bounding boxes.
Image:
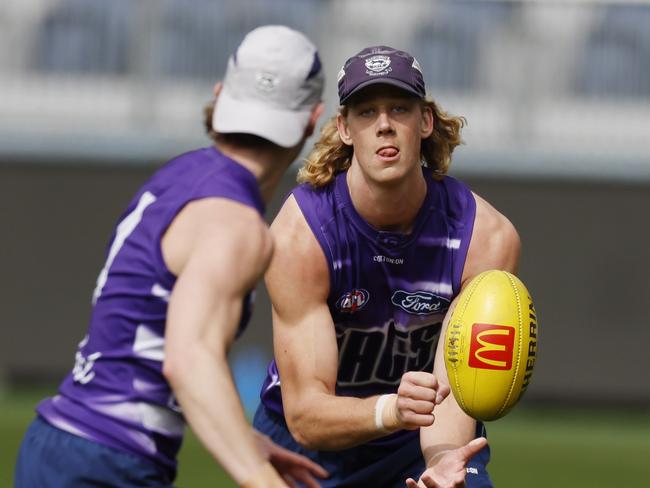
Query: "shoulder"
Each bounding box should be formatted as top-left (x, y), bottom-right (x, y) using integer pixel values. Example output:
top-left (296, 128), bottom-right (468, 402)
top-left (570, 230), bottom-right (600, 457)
top-left (267, 194), bottom-right (330, 303)
top-left (190, 198), bottom-right (271, 262)
top-left (271, 194), bottom-right (325, 263)
top-left (164, 197), bottom-right (272, 282)
top-left (462, 192), bottom-right (521, 286)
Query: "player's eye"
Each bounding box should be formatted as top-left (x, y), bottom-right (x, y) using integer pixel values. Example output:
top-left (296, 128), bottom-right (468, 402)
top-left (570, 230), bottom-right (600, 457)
top-left (393, 105), bottom-right (408, 114)
top-left (359, 107), bottom-right (375, 117)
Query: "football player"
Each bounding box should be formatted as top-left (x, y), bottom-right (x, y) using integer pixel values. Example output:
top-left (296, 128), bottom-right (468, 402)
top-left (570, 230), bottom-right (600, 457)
top-left (16, 26), bottom-right (327, 488)
top-left (253, 45), bottom-right (520, 487)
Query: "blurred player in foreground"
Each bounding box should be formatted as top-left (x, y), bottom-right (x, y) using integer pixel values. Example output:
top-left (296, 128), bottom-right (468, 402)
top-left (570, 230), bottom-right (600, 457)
top-left (15, 26), bottom-right (327, 488)
top-left (253, 45), bottom-right (520, 487)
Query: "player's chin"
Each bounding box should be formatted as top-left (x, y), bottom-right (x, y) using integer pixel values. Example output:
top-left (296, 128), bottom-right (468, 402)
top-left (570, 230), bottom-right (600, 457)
top-left (372, 165), bottom-right (408, 184)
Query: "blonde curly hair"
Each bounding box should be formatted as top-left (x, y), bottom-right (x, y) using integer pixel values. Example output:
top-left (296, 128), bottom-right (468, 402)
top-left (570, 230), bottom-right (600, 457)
top-left (297, 99), bottom-right (466, 187)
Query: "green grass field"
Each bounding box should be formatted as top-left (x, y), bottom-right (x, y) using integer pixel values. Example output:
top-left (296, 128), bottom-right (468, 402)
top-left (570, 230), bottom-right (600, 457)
top-left (1, 388), bottom-right (648, 487)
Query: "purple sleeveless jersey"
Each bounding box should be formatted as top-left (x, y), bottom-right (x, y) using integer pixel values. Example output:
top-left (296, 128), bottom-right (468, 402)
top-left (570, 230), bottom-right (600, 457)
top-left (37, 147), bottom-right (264, 478)
top-left (260, 168), bottom-right (476, 447)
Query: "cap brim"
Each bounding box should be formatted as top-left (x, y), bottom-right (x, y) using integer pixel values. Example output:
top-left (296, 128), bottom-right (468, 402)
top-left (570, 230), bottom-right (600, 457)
top-left (340, 78), bottom-right (422, 105)
top-left (213, 88), bottom-right (310, 148)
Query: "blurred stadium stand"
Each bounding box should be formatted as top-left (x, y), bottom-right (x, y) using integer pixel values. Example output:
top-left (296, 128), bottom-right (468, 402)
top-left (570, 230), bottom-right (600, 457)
top-left (575, 4), bottom-right (650, 97)
top-left (33, 0), bottom-right (131, 75)
top-left (1, 0), bottom-right (649, 406)
top-left (0, 0), bottom-right (647, 176)
top-left (412, 1), bottom-right (515, 91)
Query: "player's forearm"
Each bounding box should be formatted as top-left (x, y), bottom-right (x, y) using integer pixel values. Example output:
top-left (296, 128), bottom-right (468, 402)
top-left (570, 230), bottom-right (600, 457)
top-left (285, 391), bottom-right (399, 450)
top-left (419, 395), bottom-right (476, 467)
top-left (164, 346), bottom-right (280, 486)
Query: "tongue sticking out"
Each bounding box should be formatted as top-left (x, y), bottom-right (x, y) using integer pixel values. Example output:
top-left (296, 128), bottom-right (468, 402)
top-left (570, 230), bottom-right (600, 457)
top-left (378, 147), bottom-right (398, 158)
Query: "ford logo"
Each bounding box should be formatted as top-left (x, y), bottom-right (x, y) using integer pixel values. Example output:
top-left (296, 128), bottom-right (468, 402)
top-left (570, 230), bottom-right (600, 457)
top-left (391, 290), bottom-right (450, 315)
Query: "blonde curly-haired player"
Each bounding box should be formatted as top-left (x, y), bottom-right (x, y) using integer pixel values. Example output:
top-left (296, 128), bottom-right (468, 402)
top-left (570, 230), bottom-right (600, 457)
top-left (253, 45), bottom-right (520, 487)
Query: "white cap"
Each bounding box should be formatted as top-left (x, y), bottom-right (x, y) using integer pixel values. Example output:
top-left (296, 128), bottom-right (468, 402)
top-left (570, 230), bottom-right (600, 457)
top-left (213, 25), bottom-right (324, 148)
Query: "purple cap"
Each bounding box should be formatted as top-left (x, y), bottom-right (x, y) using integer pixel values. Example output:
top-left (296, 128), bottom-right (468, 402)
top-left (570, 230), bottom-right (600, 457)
top-left (337, 46), bottom-right (425, 105)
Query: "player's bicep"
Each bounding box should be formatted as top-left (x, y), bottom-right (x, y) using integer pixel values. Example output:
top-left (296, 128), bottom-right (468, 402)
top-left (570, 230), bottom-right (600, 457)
top-left (462, 193), bottom-right (521, 286)
top-left (265, 196), bottom-right (339, 404)
top-left (271, 300), bottom-right (339, 396)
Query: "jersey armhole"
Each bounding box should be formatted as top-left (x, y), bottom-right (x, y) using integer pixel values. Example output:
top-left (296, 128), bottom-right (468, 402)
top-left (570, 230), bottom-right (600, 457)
top-left (450, 182), bottom-right (477, 295)
top-left (291, 186), bottom-right (336, 295)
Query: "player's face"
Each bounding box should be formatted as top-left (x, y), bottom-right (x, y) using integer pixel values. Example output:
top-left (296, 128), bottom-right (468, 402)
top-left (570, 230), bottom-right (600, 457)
top-left (337, 85), bottom-right (433, 184)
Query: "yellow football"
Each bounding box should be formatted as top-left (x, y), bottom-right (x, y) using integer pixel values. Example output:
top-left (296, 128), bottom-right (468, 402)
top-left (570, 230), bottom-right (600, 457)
top-left (444, 270), bottom-right (538, 421)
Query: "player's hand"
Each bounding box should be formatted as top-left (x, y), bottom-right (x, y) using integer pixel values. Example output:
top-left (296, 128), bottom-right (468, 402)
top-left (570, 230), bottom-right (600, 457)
top-left (405, 437), bottom-right (488, 488)
top-left (385, 371), bottom-right (451, 431)
top-left (253, 430), bottom-right (329, 488)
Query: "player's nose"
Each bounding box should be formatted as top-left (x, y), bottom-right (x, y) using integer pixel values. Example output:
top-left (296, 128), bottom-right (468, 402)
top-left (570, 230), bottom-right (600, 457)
top-left (375, 111), bottom-right (394, 136)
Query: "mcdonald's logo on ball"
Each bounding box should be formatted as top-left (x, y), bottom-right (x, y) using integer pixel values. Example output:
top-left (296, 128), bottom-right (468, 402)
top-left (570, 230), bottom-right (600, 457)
top-left (468, 323), bottom-right (515, 370)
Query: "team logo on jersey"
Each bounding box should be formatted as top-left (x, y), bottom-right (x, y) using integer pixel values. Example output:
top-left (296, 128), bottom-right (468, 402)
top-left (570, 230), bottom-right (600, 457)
top-left (336, 289), bottom-right (370, 313)
top-left (468, 323), bottom-right (515, 370)
top-left (336, 319), bottom-right (441, 386)
top-left (365, 55), bottom-right (391, 76)
top-left (391, 290), bottom-right (450, 315)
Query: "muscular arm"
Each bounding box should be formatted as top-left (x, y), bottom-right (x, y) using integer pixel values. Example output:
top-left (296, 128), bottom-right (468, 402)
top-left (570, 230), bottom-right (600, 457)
top-left (161, 198), bottom-right (281, 486)
top-left (267, 196), bottom-right (383, 450)
top-left (417, 192), bottom-right (521, 475)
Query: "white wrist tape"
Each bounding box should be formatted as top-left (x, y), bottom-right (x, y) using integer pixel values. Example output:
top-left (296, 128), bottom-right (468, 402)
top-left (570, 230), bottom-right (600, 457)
top-left (374, 394), bottom-right (393, 432)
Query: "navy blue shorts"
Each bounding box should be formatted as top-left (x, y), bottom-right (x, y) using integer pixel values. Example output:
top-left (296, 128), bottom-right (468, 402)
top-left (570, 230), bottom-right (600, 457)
top-left (253, 405), bottom-right (493, 488)
top-left (15, 416), bottom-right (174, 488)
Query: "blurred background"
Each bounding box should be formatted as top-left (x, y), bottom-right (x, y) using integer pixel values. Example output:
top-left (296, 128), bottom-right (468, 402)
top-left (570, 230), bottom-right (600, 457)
top-left (1, 0), bottom-right (649, 486)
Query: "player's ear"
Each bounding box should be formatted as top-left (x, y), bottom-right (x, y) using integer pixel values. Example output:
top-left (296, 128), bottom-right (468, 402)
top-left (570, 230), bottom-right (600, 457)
top-left (336, 111), bottom-right (353, 146)
top-left (213, 82), bottom-right (223, 98)
top-left (420, 103), bottom-right (434, 139)
top-left (304, 102), bottom-right (325, 138)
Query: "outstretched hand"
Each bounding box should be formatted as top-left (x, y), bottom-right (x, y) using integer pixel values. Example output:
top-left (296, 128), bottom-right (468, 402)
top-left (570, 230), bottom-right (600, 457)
top-left (254, 430), bottom-right (329, 488)
top-left (405, 437), bottom-right (488, 488)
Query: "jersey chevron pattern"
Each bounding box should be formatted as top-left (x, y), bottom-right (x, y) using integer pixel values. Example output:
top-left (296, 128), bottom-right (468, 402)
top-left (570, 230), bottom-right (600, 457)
top-left (37, 147), bottom-right (264, 478)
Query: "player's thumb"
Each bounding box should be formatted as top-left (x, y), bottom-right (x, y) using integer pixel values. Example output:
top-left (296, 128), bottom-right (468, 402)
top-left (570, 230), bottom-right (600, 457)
top-left (458, 436), bottom-right (488, 461)
top-left (435, 382), bottom-right (451, 404)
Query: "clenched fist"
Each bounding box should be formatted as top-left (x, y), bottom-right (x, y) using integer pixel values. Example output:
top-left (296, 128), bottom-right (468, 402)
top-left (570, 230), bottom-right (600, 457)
top-left (378, 371), bottom-right (450, 432)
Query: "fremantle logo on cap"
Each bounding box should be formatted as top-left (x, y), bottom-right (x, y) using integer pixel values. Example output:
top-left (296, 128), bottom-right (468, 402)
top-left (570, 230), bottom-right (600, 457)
top-left (365, 55), bottom-right (391, 76)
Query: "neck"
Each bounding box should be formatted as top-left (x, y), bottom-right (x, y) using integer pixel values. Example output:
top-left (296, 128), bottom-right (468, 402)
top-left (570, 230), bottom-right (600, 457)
top-left (346, 160), bottom-right (427, 233)
top-left (215, 141), bottom-right (297, 204)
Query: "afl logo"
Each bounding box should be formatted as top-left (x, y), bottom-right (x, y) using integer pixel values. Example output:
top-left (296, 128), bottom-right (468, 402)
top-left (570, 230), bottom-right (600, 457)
top-left (365, 55), bottom-right (391, 73)
top-left (336, 289), bottom-right (370, 313)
